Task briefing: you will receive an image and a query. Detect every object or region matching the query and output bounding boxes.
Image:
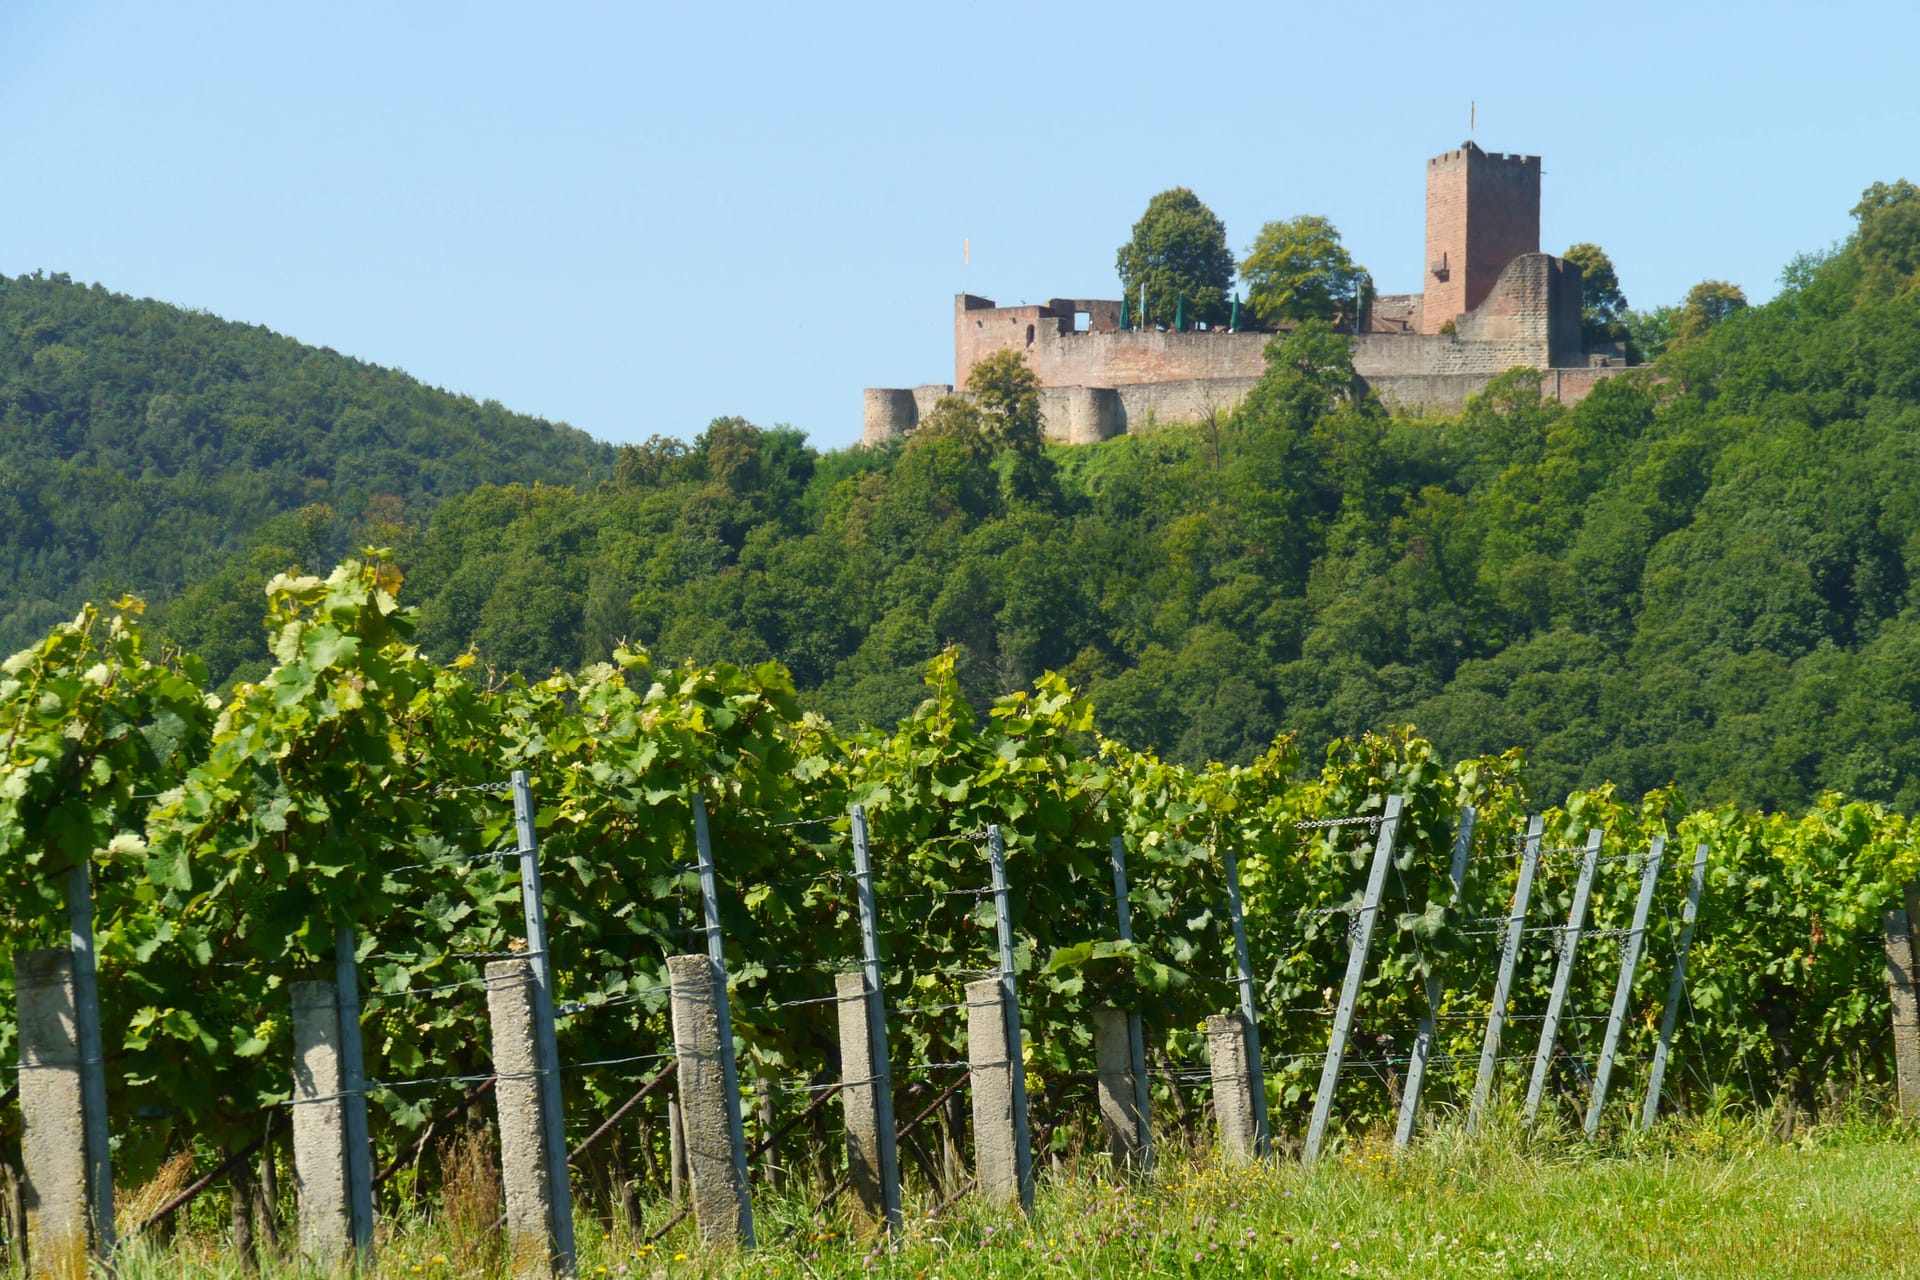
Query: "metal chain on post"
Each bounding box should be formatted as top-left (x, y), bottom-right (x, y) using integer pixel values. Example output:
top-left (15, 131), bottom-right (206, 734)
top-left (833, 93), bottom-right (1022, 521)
top-left (1523, 827), bottom-right (1603, 1126)
top-left (1304, 795), bottom-right (1404, 1163)
top-left (333, 924), bottom-right (375, 1259)
top-left (1109, 835), bottom-right (1152, 1168)
top-left (849, 806), bottom-right (903, 1236)
top-left (1218, 843), bottom-right (1269, 1159)
top-left (691, 792), bottom-right (755, 1247)
top-left (986, 826), bottom-right (1034, 1214)
top-left (513, 770), bottom-right (577, 1273)
top-left (1470, 814), bottom-right (1543, 1132)
top-left (1642, 841), bottom-right (1710, 1130)
top-left (1585, 835), bottom-right (1666, 1136)
top-left (65, 860), bottom-right (114, 1258)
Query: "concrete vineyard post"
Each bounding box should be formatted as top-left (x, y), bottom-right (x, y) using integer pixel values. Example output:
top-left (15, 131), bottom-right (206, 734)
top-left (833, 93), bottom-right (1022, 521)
top-left (487, 959), bottom-right (564, 1278)
top-left (846, 806), bottom-right (902, 1233)
top-left (666, 955), bottom-right (753, 1246)
top-left (1887, 910), bottom-right (1920, 1117)
top-left (332, 925), bottom-right (375, 1261)
top-left (984, 826), bottom-right (1034, 1214)
top-left (512, 771), bottom-right (575, 1273)
top-left (290, 981), bottom-right (351, 1265)
top-left (1205, 1012), bottom-right (1258, 1165)
top-left (964, 978), bottom-right (1028, 1207)
top-left (689, 793), bottom-right (753, 1246)
top-left (1219, 843), bottom-right (1269, 1158)
top-left (14, 950), bottom-right (91, 1278)
top-left (1092, 1009), bottom-right (1147, 1169)
top-left (62, 862), bottom-right (112, 1261)
top-left (833, 974), bottom-right (890, 1224)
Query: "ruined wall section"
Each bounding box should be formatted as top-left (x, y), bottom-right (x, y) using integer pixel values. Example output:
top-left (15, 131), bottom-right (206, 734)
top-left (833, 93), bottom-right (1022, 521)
top-left (956, 295), bottom-right (1269, 393)
top-left (862, 383), bottom-right (954, 445)
top-left (1354, 254), bottom-right (1576, 377)
top-left (893, 237), bottom-right (1596, 445)
top-left (1367, 293), bottom-right (1423, 334)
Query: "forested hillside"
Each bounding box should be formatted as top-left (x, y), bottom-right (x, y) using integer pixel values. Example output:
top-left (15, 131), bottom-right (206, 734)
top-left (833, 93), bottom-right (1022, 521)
top-left (11, 184), bottom-right (1920, 814)
top-left (380, 186), bottom-right (1920, 813)
top-left (0, 271), bottom-right (613, 655)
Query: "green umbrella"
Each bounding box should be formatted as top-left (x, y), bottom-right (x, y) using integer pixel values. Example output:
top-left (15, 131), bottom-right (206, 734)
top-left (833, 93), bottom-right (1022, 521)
top-left (1119, 297), bottom-right (1129, 330)
top-left (1230, 292), bottom-right (1240, 332)
top-left (1175, 293), bottom-right (1185, 332)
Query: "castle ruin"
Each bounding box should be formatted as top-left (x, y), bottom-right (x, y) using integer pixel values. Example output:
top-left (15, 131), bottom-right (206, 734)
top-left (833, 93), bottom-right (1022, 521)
top-left (864, 142), bottom-right (1632, 446)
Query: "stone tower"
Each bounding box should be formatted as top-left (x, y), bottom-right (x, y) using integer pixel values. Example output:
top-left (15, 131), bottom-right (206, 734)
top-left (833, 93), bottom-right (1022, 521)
top-left (1420, 141), bottom-right (1541, 333)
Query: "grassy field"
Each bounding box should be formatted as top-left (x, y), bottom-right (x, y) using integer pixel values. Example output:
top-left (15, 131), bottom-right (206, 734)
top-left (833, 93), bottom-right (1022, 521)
top-left (100, 1112), bottom-right (1920, 1280)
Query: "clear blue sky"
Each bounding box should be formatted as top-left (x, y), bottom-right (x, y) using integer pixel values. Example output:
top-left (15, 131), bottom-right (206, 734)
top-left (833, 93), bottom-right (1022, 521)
top-left (4, 1), bottom-right (1915, 451)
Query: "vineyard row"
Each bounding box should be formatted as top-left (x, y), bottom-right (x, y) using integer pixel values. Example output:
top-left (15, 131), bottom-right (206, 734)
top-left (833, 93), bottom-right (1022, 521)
top-left (7, 563), bottom-right (1920, 1272)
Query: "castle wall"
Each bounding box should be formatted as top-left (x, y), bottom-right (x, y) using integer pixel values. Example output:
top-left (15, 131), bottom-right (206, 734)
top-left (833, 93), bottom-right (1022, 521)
top-left (1109, 379), bottom-right (1259, 436)
top-left (957, 294), bottom-right (1270, 393)
top-left (1045, 298), bottom-right (1126, 333)
top-left (910, 383), bottom-right (953, 423)
top-left (861, 384), bottom-right (954, 446)
top-left (1364, 366), bottom-right (1636, 415)
top-left (1367, 293), bottom-right (1423, 334)
top-left (955, 253), bottom-right (1574, 396)
top-left (1353, 253), bottom-right (1578, 377)
top-left (1050, 386), bottom-right (1123, 444)
top-left (862, 388), bottom-right (917, 445)
top-left (874, 363), bottom-right (1634, 448)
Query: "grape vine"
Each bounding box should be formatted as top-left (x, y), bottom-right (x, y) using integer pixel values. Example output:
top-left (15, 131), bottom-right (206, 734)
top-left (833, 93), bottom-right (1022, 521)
top-left (3, 559), bottom-right (1917, 1188)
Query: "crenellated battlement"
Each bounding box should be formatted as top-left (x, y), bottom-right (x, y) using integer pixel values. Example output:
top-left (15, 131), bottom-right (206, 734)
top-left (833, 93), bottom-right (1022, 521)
top-left (1428, 144), bottom-right (1540, 168)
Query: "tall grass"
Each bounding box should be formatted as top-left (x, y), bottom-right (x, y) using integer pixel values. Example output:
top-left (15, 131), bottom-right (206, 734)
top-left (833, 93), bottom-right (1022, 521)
top-left (85, 1112), bottom-right (1920, 1280)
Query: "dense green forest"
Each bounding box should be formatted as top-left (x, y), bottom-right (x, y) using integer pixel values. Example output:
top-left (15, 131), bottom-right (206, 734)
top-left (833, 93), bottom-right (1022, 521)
top-left (0, 271), bottom-right (613, 656)
top-left (390, 192), bottom-right (1920, 812)
top-left (10, 184), bottom-right (1920, 812)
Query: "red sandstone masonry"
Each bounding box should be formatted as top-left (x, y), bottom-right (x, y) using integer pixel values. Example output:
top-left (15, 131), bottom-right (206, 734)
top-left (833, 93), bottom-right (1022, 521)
top-left (1421, 143), bottom-right (1540, 333)
top-left (862, 141), bottom-right (1614, 442)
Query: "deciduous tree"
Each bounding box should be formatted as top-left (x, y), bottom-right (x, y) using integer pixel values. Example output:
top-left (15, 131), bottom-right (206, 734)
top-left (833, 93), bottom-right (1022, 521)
top-left (1115, 188), bottom-right (1234, 327)
top-left (1852, 178), bottom-right (1920, 297)
top-left (1674, 280), bottom-right (1748, 344)
top-left (1563, 242), bottom-right (1628, 345)
top-left (965, 349), bottom-right (1057, 507)
top-left (1240, 216), bottom-right (1367, 327)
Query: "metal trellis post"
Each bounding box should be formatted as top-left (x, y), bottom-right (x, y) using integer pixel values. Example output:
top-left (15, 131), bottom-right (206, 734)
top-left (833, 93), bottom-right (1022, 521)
top-left (986, 825), bottom-right (1035, 1213)
top-left (1523, 827), bottom-right (1603, 1126)
top-left (333, 923), bottom-right (375, 1258)
top-left (514, 769), bottom-right (577, 1271)
top-left (1469, 813), bottom-right (1543, 1132)
top-left (1585, 836), bottom-right (1665, 1136)
top-left (691, 792), bottom-right (755, 1246)
top-left (849, 806), bottom-right (903, 1234)
top-left (65, 859), bottom-right (114, 1257)
top-left (1109, 835), bottom-right (1153, 1168)
top-left (1395, 804), bottom-right (1475, 1148)
top-left (1641, 841), bottom-right (1710, 1130)
top-left (1219, 842), bottom-right (1270, 1159)
top-left (1305, 794), bottom-right (1405, 1163)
